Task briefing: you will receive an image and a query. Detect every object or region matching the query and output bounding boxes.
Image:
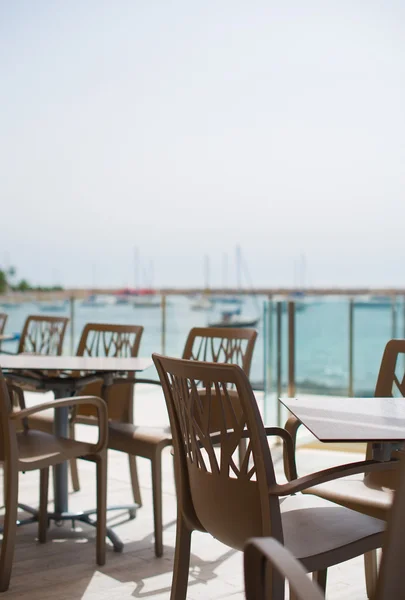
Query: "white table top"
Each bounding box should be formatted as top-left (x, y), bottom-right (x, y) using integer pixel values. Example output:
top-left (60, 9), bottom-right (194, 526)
top-left (0, 354), bottom-right (153, 373)
top-left (281, 396), bottom-right (405, 443)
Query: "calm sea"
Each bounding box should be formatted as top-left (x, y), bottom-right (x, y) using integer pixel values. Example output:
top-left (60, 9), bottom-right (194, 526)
top-left (1, 295), bottom-right (402, 401)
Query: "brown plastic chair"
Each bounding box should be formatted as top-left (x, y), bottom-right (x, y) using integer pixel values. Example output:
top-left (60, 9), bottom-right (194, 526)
top-left (152, 352), bottom-right (399, 600)
top-left (28, 323), bottom-right (144, 499)
top-left (284, 339), bottom-right (405, 596)
top-left (244, 451), bottom-right (405, 600)
top-left (4, 315), bottom-right (69, 392)
top-left (108, 326), bottom-right (258, 557)
top-left (0, 369), bottom-right (108, 592)
top-left (17, 315), bottom-right (69, 355)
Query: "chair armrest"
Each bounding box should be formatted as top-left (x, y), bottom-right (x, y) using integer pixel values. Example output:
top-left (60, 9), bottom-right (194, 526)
top-left (11, 396), bottom-right (108, 453)
top-left (244, 538), bottom-right (324, 600)
top-left (268, 457), bottom-right (399, 496)
top-left (284, 415), bottom-right (302, 480)
top-left (264, 427), bottom-right (298, 480)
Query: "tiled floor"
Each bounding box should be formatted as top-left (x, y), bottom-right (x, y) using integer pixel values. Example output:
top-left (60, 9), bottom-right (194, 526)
top-left (1, 386), bottom-right (377, 598)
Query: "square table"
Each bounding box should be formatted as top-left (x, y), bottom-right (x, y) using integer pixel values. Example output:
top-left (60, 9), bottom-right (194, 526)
top-left (280, 396), bottom-right (405, 461)
top-left (0, 354), bottom-right (153, 551)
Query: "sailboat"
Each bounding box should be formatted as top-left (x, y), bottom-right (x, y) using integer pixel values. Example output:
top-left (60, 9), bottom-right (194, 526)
top-left (190, 295), bottom-right (212, 311)
top-left (189, 255), bottom-right (212, 311)
top-left (208, 246), bottom-right (259, 328)
top-left (36, 299), bottom-right (68, 313)
top-left (208, 309), bottom-right (259, 328)
top-left (132, 250), bottom-right (161, 308)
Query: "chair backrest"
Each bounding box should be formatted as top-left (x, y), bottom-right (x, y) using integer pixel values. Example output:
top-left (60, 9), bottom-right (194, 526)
top-left (182, 328), bottom-right (258, 435)
top-left (75, 323), bottom-right (144, 421)
top-left (364, 340), bottom-right (405, 488)
top-left (0, 313), bottom-right (7, 335)
top-left (182, 327), bottom-right (257, 375)
top-left (374, 339), bottom-right (405, 398)
top-left (152, 353), bottom-right (282, 551)
top-left (17, 315), bottom-right (69, 355)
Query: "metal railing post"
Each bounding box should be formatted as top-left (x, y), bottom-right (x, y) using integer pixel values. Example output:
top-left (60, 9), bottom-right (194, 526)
top-left (161, 294), bottom-right (167, 354)
top-left (69, 296), bottom-right (75, 355)
top-left (287, 301), bottom-right (295, 398)
top-left (263, 300), bottom-right (268, 420)
top-left (348, 298), bottom-right (354, 397)
top-left (276, 302), bottom-right (282, 427)
top-left (263, 295), bottom-right (273, 424)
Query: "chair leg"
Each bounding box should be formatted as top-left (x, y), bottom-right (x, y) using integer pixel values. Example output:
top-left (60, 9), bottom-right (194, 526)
top-left (69, 423), bottom-right (80, 492)
top-left (151, 450), bottom-right (163, 557)
top-left (96, 452), bottom-right (107, 566)
top-left (128, 454), bottom-right (142, 510)
top-left (313, 569), bottom-right (327, 593)
top-left (38, 468), bottom-right (49, 544)
top-left (365, 550), bottom-right (378, 599)
top-left (170, 513), bottom-right (192, 600)
top-left (70, 459), bottom-right (80, 493)
top-left (0, 462), bottom-right (18, 592)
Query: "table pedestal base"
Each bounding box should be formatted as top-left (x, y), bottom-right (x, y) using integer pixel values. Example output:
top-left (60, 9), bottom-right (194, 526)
top-left (5, 502), bottom-right (140, 553)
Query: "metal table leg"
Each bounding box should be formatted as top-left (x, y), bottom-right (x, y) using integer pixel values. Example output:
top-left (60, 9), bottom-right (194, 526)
top-left (53, 388), bottom-right (70, 516)
top-left (50, 381), bottom-right (126, 552)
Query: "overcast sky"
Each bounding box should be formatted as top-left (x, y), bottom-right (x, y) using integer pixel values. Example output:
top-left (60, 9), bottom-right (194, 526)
top-left (1, 1), bottom-right (404, 288)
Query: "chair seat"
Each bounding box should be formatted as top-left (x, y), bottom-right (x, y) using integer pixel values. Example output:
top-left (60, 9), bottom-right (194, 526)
top-left (280, 493), bottom-right (385, 572)
top-left (108, 421), bottom-right (172, 459)
top-left (302, 474), bottom-right (395, 521)
top-left (16, 430), bottom-right (95, 470)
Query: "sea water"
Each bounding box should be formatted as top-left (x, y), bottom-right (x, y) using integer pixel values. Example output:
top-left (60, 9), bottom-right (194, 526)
top-left (1, 295), bottom-right (402, 400)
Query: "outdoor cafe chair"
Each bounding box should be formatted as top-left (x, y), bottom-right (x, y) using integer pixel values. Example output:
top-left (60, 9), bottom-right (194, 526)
top-left (27, 325), bottom-right (257, 558)
top-left (108, 326), bottom-right (258, 557)
top-left (3, 315), bottom-right (69, 393)
top-left (3, 314), bottom-right (69, 357)
top-left (0, 369), bottom-right (108, 592)
top-left (244, 451), bottom-right (405, 600)
top-left (283, 338), bottom-right (405, 596)
top-left (152, 352), bottom-right (398, 600)
top-left (28, 323), bottom-right (144, 500)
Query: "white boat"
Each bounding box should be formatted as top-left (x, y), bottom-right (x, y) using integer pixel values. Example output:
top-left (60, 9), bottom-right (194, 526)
top-left (133, 296), bottom-right (161, 308)
top-left (81, 294), bottom-right (115, 308)
top-left (354, 295), bottom-right (393, 309)
top-left (36, 300), bottom-right (67, 313)
top-left (210, 295), bottom-right (242, 305)
top-left (190, 295), bottom-right (212, 311)
top-left (209, 310), bottom-right (259, 328)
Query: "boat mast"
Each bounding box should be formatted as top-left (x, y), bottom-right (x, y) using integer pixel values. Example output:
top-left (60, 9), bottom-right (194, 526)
top-left (204, 254), bottom-right (210, 293)
top-left (222, 252), bottom-right (228, 290)
top-left (134, 247), bottom-right (140, 292)
top-left (235, 245), bottom-right (242, 291)
top-left (300, 252), bottom-right (307, 290)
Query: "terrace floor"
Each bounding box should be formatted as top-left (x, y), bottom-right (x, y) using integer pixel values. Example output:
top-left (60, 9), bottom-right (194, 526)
top-left (2, 386), bottom-right (376, 599)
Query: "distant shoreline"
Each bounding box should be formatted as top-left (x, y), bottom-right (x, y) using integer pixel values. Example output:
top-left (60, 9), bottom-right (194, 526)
top-left (1, 287), bottom-right (405, 302)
